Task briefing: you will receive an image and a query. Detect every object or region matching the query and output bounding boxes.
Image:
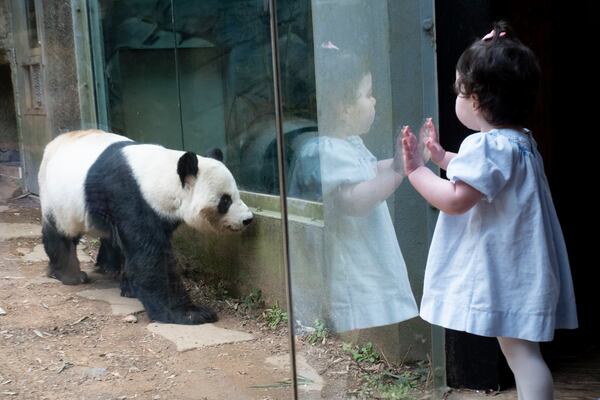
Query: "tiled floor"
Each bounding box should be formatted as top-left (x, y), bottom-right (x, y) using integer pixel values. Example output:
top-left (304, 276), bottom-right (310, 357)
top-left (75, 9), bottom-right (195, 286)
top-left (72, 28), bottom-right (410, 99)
top-left (445, 347), bottom-right (600, 400)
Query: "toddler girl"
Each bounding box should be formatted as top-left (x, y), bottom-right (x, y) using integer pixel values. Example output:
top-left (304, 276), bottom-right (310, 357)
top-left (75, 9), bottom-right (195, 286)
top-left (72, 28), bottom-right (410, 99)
top-left (401, 22), bottom-right (577, 399)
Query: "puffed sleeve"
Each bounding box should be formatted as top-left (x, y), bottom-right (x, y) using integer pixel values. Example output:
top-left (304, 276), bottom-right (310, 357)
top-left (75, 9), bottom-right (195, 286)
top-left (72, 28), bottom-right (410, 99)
top-left (288, 136), bottom-right (370, 201)
top-left (318, 136), bottom-right (370, 195)
top-left (446, 132), bottom-right (514, 202)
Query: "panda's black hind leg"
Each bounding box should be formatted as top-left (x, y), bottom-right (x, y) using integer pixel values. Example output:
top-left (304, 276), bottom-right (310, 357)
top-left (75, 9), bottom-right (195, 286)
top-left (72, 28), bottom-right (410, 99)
top-left (42, 218), bottom-right (89, 285)
top-left (95, 238), bottom-right (137, 297)
top-left (95, 238), bottom-right (123, 278)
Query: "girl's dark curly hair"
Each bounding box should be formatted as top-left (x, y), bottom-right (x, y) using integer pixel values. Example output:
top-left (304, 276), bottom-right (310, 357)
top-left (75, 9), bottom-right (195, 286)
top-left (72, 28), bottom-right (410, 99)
top-left (455, 21), bottom-right (541, 127)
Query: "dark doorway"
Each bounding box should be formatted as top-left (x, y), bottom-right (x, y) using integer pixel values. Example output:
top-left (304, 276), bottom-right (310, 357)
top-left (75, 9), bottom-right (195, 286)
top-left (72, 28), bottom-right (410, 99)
top-left (0, 59), bottom-right (20, 165)
top-left (435, 0), bottom-right (598, 391)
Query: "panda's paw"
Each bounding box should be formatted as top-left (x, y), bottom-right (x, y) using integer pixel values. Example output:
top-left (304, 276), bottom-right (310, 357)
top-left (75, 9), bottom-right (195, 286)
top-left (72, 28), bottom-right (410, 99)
top-left (120, 287), bottom-right (137, 298)
top-left (48, 270), bottom-right (89, 285)
top-left (94, 265), bottom-right (120, 279)
top-left (174, 305), bottom-right (218, 325)
top-left (120, 277), bottom-right (137, 298)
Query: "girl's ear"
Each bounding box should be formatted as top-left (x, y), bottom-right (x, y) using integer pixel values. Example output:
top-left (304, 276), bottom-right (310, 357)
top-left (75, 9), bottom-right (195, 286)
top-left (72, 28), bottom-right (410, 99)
top-left (471, 94), bottom-right (480, 111)
top-left (338, 103), bottom-right (352, 123)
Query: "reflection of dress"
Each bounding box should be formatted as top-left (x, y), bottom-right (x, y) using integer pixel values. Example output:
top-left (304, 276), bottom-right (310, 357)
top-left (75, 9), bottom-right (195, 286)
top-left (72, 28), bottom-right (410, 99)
top-left (289, 135), bottom-right (418, 332)
top-left (421, 129), bottom-right (578, 341)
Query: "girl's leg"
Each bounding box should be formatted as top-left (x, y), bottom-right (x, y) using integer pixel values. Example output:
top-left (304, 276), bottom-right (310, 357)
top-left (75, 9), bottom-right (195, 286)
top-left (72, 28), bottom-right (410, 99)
top-left (497, 337), bottom-right (553, 400)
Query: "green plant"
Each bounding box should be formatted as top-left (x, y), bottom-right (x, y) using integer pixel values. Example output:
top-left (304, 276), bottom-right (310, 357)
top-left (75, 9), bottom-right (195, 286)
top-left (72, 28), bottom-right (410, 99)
top-left (306, 319), bottom-right (329, 345)
top-left (263, 303), bottom-right (288, 329)
top-left (241, 288), bottom-right (264, 310)
top-left (354, 360), bottom-right (430, 399)
top-left (343, 341), bottom-right (380, 364)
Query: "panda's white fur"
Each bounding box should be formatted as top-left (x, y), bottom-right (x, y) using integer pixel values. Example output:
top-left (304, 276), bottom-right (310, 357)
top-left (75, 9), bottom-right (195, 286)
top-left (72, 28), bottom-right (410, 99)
top-left (38, 129), bottom-right (253, 324)
top-left (39, 130), bottom-right (133, 237)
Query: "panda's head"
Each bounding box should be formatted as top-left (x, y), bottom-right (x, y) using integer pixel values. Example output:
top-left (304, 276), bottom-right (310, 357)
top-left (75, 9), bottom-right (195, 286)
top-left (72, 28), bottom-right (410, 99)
top-left (177, 151), bottom-right (253, 233)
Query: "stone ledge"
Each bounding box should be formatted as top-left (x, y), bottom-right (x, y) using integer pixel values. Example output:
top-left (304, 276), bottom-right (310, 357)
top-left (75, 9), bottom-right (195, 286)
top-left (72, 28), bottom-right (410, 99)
top-left (0, 162), bottom-right (21, 179)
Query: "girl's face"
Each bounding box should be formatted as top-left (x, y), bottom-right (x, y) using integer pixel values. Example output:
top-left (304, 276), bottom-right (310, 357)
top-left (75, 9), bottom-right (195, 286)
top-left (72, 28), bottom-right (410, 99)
top-left (455, 93), bottom-right (479, 131)
top-left (454, 72), bottom-right (494, 132)
top-left (454, 72), bottom-right (483, 131)
top-left (346, 73), bottom-right (376, 134)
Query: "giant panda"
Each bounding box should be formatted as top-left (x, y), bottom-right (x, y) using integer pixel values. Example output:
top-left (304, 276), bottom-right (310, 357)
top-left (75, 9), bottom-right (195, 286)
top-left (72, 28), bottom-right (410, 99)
top-left (38, 130), bottom-right (253, 324)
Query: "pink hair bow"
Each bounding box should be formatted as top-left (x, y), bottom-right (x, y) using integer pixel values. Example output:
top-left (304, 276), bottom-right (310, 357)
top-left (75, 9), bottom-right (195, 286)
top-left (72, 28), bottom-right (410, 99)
top-left (482, 30), bottom-right (506, 41)
top-left (320, 40), bottom-right (339, 50)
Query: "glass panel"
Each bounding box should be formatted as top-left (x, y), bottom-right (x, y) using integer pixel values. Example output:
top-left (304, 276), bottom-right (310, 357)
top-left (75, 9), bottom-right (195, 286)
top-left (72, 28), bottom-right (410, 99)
top-left (89, 0), bottom-right (294, 398)
top-left (92, 0), bottom-right (315, 195)
top-left (25, 0), bottom-right (39, 48)
top-left (171, 0), bottom-right (281, 181)
top-left (92, 0), bottom-right (183, 148)
top-left (168, 0), bottom-right (316, 195)
top-left (283, 0), bottom-right (439, 398)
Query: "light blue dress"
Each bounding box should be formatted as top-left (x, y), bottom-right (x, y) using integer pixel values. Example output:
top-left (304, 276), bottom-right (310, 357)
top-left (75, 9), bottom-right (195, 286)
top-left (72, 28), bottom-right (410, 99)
top-left (290, 135), bottom-right (419, 333)
top-left (421, 129), bottom-right (578, 341)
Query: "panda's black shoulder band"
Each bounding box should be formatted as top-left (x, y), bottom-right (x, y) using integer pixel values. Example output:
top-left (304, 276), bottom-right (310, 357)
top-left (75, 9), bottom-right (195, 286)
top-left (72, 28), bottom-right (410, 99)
top-left (177, 151), bottom-right (199, 187)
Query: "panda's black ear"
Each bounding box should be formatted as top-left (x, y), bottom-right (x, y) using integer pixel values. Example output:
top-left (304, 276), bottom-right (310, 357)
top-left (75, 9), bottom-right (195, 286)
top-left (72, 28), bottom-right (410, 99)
top-left (177, 151), bottom-right (199, 187)
top-left (204, 147), bottom-right (223, 162)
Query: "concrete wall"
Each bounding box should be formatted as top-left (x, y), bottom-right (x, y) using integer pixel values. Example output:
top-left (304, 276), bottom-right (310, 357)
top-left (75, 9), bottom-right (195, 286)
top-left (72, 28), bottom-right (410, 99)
top-left (0, 0), bottom-right (9, 47)
top-left (4, 0), bottom-right (83, 192)
top-left (173, 206), bottom-right (288, 307)
top-left (42, 0), bottom-right (81, 134)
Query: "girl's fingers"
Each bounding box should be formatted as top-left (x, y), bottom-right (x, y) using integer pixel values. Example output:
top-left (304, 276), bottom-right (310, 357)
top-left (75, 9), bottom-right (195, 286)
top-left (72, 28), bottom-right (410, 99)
top-left (427, 118), bottom-right (438, 142)
top-left (410, 133), bottom-right (418, 147)
top-left (401, 125), bottom-right (411, 138)
top-left (403, 136), bottom-right (417, 153)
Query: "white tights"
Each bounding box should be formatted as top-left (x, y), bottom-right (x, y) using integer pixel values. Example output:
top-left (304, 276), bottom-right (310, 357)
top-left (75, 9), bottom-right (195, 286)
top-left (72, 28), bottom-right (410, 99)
top-left (497, 337), bottom-right (554, 400)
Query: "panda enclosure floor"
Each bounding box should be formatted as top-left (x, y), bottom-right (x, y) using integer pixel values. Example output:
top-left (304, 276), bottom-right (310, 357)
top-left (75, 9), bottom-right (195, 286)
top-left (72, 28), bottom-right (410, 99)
top-left (2, 174), bottom-right (413, 400)
top-left (0, 176), bottom-right (307, 400)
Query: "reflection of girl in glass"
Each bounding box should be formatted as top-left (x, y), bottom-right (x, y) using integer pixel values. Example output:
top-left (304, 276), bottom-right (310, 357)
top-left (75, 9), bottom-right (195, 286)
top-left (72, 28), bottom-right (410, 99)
top-left (289, 47), bottom-right (418, 333)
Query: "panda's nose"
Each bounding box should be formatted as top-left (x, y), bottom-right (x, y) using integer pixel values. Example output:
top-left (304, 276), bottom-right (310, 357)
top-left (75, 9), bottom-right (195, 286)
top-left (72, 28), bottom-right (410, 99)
top-left (243, 217), bottom-right (253, 226)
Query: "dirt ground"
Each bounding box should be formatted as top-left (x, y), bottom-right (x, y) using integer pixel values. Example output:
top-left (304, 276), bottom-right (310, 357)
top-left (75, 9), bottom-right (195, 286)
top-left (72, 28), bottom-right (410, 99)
top-left (0, 199), bottom-right (285, 399)
top-left (0, 177), bottom-right (436, 400)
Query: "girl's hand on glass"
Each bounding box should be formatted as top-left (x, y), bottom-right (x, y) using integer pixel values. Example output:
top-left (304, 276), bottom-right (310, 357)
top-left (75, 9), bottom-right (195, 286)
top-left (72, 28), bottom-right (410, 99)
top-left (421, 118), bottom-right (445, 165)
top-left (392, 126), bottom-right (405, 176)
top-left (401, 125), bottom-right (424, 175)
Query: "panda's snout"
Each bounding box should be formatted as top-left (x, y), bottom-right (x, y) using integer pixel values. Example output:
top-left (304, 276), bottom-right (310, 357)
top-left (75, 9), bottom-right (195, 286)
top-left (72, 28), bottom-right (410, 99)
top-left (243, 217), bottom-right (253, 226)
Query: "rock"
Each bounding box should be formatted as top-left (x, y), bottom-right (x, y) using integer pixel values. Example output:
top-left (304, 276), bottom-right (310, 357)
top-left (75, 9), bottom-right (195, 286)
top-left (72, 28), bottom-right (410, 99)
top-left (122, 315), bottom-right (138, 323)
top-left (82, 367), bottom-right (108, 379)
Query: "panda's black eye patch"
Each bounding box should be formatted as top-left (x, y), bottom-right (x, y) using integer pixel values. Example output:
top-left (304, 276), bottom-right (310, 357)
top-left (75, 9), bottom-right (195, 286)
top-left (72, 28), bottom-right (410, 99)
top-left (217, 194), bottom-right (232, 214)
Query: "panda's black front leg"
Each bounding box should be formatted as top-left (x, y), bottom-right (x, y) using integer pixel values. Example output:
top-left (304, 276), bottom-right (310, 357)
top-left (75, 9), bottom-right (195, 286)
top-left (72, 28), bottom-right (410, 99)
top-left (125, 251), bottom-right (217, 325)
top-left (120, 272), bottom-right (137, 298)
top-left (166, 261), bottom-right (218, 324)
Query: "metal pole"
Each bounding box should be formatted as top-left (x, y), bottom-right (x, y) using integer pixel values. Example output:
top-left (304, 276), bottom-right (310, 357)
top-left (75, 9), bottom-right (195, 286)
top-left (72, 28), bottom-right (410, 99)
top-left (268, 0), bottom-right (298, 397)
